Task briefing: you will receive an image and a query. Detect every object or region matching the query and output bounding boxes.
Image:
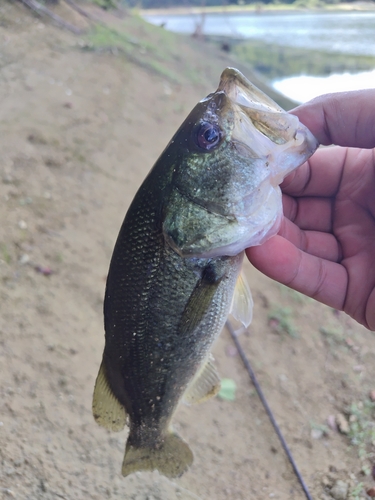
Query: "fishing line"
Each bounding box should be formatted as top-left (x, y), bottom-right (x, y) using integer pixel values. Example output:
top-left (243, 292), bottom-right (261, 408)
top-left (226, 320), bottom-right (313, 500)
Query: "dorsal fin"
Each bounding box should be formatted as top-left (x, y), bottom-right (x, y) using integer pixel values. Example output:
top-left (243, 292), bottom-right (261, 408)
top-left (92, 361), bottom-right (127, 431)
top-left (183, 355), bottom-right (221, 405)
top-left (230, 271), bottom-right (253, 327)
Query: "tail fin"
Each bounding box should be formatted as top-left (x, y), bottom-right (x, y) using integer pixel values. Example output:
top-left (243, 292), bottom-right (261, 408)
top-left (122, 432), bottom-right (194, 478)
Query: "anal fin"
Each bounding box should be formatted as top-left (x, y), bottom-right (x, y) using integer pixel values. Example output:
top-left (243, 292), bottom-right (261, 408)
top-left (230, 270), bottom-right (253, 328)
top-left (183, 355), bottom-right (221, 405)
top-left (92, 360), bottom-right (127, 432)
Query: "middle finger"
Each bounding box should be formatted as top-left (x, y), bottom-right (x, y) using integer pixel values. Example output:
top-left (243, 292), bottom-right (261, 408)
top-left (279, 217), bottom-right (342, 262)
top-left (283, 194), bottom-right (333, 233)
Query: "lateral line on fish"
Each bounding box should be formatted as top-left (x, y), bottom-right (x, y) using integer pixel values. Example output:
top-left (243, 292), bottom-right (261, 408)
top-left (226, 319), bottom-right (313, 500)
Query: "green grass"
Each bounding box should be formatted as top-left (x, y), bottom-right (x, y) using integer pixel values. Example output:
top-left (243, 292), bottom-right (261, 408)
top-left (268, 306), bottom-right (298, 337)
top-left (347, 400), bottom-right (375, 476)
top-left (319, 325), bottom-right (345, 348)
top-left (0, 243), bottom-right (11, 264)
top-left (349, 482), bottom-right (364, 500)
top-left (232, 39), bottom-right (375, 80)
top-left (83, 17), bottom-right (201, 84)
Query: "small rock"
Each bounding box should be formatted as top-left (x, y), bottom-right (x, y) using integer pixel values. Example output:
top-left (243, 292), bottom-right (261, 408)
top-left (311, 428), bottom-right (324, 440)
top-left (330, 480), bottom-right (348, 500)
top-left (2, 174), bottom-right (15, 184)
top-left (321, 475), bottom-right (332, 487)
top-left (327, 415), bottom-right (338, 432)
top-left (353, 365), bottom-right (364, 373)
top-left (34, 265), bottom-right (53, 276)
top-left (369, 389), bottom-right (375, 402)
top-left (367, 487), bottom-right (375, 498)
top-left (0, 488), bottom-right (15, 497)
top-left (19, 254), bottom-right (30, 265)
top-left (18, 219), bottom-right (27, 229)
top-left (336, 413), bottom-right (350, 434)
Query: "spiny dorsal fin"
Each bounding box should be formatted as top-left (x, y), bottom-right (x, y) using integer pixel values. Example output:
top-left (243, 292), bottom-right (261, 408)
top-left (183, 355), bottom-right (221, 405)
top-left (230, 271), bottom-right (253, 328)
top-left (92, 360), bottom-right (127, 432)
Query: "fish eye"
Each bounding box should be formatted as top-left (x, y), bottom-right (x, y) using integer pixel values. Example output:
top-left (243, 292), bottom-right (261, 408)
top-left (196, 122), bottom-right (222, 150)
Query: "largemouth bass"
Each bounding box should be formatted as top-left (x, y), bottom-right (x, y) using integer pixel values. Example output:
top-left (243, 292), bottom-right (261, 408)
top-left (92, 68), bottom-right (319, 479)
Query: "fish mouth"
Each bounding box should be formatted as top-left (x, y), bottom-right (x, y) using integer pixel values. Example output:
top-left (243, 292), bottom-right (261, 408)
top-left (218, 67), bottom-right (284, 114)
top-left (217, 68), bottom-right (319, 184)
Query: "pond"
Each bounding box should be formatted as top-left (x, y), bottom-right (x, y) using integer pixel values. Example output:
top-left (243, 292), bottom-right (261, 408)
top-left (144, 10), bottom-right (375, 102)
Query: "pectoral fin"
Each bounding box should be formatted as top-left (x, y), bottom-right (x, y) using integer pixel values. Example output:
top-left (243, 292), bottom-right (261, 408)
top-left (230, 271), bottom-right (253, 327)
top-left (183, 355), bottom-right (221, 405)
top-left (92, 361), bottom-right (127, 432)
top-left (179, 264), bottom-right (222, 335)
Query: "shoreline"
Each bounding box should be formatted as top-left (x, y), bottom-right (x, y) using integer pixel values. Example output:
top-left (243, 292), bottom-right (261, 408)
top-left (141, 2), bottom-right (375, 16)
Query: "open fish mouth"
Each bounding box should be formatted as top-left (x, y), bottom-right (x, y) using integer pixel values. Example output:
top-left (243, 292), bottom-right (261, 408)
top-left (217, 68), bottom-right (319, 185)
top-left (163, 67), bottom-right (319, 259)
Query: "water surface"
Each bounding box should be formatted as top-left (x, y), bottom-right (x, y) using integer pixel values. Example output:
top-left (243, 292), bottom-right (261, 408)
top-left (144, 11), bottom-right (375, 56)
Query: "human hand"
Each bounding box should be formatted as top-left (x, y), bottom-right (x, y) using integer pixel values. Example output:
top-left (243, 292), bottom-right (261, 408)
top-left (246, 90), bottom-right (375, 330)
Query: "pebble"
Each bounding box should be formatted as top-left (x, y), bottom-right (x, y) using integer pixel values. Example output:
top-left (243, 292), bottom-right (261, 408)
top-left (369, 389), bottom-right (375, 402)
top-left (353, 365), bottom-right (364, 373)
top-left (367, 487), bottom-right (375, 498)
top-left (336, 413), bottom-right (350, 434)
top-left (0, 489), bottom-right (15, 497)
top-left (18, 219), bottom-right (27, 229)
top-left (34, 265), bottom-right (53, 276)
top-left (330, 480), bottom-right (349, 500)
top-left (321, 475), bottom-right (332, 487)
top-left (311, 428), bottom-right (324, 440)
top-left (19, 254), bottom-right (30, 265)
top-left (327, 415), bottom-right (338, 432)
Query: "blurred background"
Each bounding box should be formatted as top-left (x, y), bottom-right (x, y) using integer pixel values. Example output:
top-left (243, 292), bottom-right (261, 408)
top-left (1, 1), bottom-right (375, 500)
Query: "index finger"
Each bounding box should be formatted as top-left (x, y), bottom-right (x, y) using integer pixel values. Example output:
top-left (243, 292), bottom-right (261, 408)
top-left (291, 89), bottom-right (375, 148)
top-left (281, 146), bottom-right (346, 197)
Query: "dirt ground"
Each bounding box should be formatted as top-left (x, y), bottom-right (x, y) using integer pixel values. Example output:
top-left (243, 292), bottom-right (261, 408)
top-left (1, 2), bottom-right (375, 500)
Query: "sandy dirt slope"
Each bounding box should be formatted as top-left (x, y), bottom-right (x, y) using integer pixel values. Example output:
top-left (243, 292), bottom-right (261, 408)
top-left (0, 3), bottom-right (375, 500)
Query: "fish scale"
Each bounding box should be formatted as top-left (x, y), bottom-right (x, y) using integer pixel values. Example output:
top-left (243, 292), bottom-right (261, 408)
top-left (92, 67), bottom-right (319, 479)
top-left (103, 173), bottom-right (241, 430)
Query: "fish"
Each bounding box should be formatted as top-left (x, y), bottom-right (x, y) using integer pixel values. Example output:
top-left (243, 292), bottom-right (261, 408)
top-left (92, 68), bottom-right (319, 479)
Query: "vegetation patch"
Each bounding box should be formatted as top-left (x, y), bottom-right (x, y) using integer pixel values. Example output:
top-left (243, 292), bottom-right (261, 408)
top-left (347, 400), bottom-right (375, 477)
top-left (83, 16), bottom-right (202, 84)
top-left (268, 306), bottom-right (298, 337)
top-left (232, 39), bottom-right (375, 79)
